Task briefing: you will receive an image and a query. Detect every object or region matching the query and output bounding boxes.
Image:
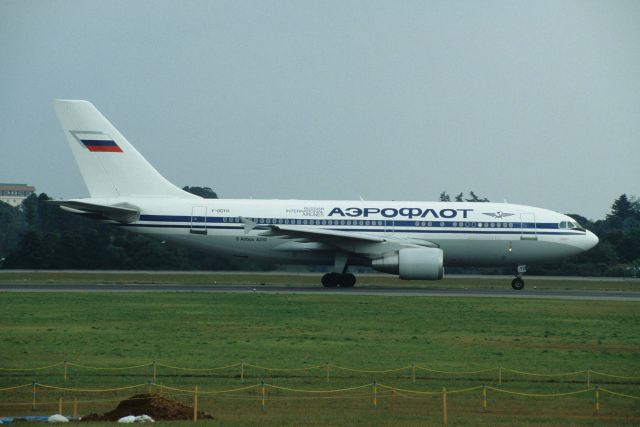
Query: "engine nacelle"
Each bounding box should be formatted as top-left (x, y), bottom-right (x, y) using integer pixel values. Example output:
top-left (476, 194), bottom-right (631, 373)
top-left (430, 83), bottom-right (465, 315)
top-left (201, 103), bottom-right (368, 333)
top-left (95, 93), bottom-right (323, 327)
top-left (371, 247), bottom-right (444, 280)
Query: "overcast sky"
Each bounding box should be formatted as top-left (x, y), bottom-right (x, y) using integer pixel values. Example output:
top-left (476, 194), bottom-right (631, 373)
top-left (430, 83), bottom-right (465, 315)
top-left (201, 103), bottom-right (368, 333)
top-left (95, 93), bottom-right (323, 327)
top-left (1, 1), bottom-right (638, 220)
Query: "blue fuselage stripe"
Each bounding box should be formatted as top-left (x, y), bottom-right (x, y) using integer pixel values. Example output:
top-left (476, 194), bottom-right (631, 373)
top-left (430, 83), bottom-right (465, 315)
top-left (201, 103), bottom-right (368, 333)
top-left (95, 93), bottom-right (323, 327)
top-left (123, 215), bottom-right (582, 236)
top-left (138, 214), bottom-right (557, 229)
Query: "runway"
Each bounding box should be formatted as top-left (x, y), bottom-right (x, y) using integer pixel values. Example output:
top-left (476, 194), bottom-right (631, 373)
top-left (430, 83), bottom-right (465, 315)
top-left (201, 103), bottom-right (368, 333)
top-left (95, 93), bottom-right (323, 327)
top-left (1, 282), bottom-right (639, 301)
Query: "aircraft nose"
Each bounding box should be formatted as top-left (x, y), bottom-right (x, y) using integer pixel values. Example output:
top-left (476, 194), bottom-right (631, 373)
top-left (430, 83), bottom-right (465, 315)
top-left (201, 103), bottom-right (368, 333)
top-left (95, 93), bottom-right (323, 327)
top-left (584, 231), bottom-right (599, 250)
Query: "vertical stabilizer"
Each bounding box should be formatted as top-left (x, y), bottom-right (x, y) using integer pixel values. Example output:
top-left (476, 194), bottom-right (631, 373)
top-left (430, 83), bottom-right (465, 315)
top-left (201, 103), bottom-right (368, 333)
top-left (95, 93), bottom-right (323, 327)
top-left (53, 100), bottom-right (197, 199)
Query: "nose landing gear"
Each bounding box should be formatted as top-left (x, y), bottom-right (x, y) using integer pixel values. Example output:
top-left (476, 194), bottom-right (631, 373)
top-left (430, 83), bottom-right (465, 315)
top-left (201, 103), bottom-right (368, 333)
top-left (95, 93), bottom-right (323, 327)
top-left (511, 265), bottom-right (527, 290)
top-left (511, 277), bottom-right (525, 290)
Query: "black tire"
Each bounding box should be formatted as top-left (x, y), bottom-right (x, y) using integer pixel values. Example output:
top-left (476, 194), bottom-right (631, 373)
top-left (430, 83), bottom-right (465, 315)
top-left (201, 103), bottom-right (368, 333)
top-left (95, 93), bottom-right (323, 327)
top-left (511, 277), bottom-right (525, 290)
top-left (340, 273), bottom-right (356, 288)
top-left (321, 273), bottom-right (339, 287)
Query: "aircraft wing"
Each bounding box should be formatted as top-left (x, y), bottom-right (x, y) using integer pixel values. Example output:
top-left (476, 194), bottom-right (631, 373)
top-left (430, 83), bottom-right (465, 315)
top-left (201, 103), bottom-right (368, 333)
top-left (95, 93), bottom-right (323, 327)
top-left (49, 200), bottom-right (140, 223)
top-left (261, 224), bottom-right (385, 243)
top-left (260, 224), bottom-right (438, 254)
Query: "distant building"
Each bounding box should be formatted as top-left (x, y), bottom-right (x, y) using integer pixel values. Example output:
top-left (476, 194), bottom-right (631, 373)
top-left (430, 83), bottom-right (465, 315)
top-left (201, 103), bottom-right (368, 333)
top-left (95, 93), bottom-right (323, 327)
top-left (0, 183), bottom-right (35, 207)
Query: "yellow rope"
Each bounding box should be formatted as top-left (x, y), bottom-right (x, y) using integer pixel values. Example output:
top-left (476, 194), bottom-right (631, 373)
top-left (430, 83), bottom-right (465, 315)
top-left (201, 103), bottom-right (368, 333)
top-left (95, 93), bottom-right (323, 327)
top-left (331, 365), bottom-right (411, 373)
top-left (378, 383), bottom-right (481, 395)
top-left (416, 366), bottom-right (497, 375)
top-left (250, 393), bottom-right (371, 401)
top-left (446, 385), bottom-right (484, 394)
top-left (502, 368), bottom-right (586, 377)
top-left (600, 388), bottom-right (640, 400)
top-left (199, 384), bottom-right (262, 395)
top-left (0, 383), bottom-right (32, 392)
top-left (265, 383), bottom-right (371, 393)
top-left (486, 386), bottom-right (591, 397)
top-left (244, 363), bottom-right (324, 372)
top-left (1, 361), bottom-right (636, 380)
top-left (36, 383), bottom-right (147, 393)
top-left (67, 362), bottom-right (153, 371)
top-left (156, 362), bottom-right (241, 371)
top-left (590, 370), bottom-right (640, 380)
top-left (155, 383), bottom-right (261, 394)
top-left (0, 362), bottom-right (64, 371)
top-left (377, 384), bottom-right (441, 395)
top-left (153, 384), bottom-right (196, 393)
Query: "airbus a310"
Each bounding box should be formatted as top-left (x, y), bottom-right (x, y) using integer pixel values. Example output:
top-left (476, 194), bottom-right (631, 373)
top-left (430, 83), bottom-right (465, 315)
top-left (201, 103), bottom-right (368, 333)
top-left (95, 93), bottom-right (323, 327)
top-left (51, 100), bottom-right (599, 289)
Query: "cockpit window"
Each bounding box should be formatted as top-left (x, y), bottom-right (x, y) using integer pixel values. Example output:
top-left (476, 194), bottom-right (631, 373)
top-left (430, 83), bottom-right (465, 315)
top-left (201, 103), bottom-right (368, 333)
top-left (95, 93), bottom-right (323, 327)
top-left (559, 220), bottom-right (585, 231)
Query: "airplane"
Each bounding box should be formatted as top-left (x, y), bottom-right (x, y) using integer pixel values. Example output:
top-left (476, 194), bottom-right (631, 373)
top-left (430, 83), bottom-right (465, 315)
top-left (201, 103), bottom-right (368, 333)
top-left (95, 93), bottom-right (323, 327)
top-left (51, 100), bottom-right (599, 290)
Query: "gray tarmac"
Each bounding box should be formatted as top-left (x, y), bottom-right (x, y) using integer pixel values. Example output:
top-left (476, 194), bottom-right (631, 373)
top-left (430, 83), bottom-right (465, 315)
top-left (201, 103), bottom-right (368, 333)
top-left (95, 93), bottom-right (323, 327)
top-left (1, 282), bottom-right (639, 301)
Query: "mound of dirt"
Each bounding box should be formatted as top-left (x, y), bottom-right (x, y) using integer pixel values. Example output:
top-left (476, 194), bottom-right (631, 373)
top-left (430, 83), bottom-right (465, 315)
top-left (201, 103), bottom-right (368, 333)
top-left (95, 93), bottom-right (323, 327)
top-left (82, 393), bottom-right (214, 421)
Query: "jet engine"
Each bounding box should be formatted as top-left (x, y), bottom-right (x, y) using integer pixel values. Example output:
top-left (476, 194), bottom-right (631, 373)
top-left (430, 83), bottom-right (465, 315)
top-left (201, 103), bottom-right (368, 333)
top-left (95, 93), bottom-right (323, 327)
top-left (371, 247), bottom-right (444, 280)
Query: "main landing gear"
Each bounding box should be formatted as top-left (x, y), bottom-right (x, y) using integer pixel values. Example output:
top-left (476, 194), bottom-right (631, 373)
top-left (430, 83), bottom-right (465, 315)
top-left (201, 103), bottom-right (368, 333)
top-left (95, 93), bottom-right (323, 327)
top-left (321, 272), bottom-right (356, 288)
top-left (322, 252), bottom-right (356, 288)
top-left (511, 265), bottom-right (527, 290)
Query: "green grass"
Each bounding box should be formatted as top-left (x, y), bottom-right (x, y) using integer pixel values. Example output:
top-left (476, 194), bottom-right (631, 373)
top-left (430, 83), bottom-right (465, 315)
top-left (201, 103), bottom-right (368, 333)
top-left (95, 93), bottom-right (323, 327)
top-left (1, 290), bottom-right (639, 425)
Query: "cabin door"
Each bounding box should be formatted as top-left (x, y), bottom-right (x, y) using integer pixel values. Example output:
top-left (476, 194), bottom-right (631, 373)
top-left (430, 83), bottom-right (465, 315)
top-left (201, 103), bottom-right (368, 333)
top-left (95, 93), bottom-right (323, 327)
top-left (384, 219), bottom-right (394, 235)
top-left (520, 213), bottom-right (537, 241)
top-left (190, 206), bottom-right (207, 235)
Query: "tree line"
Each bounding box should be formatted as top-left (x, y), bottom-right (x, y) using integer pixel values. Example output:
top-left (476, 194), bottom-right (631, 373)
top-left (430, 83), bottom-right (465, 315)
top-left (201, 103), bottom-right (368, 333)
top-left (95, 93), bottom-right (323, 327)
top-left (0, 191), bottom-right (638, 277)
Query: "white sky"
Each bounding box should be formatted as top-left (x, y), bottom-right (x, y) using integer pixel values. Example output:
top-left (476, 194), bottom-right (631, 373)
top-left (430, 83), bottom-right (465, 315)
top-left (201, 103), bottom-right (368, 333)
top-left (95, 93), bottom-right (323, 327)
top-left (1, 0), bottom-right (639, 219)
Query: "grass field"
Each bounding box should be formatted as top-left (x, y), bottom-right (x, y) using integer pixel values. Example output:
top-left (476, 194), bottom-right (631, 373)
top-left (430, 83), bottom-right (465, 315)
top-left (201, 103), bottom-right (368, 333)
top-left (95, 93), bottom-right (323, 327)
top-left (1, 275), bottom-right (639, 425)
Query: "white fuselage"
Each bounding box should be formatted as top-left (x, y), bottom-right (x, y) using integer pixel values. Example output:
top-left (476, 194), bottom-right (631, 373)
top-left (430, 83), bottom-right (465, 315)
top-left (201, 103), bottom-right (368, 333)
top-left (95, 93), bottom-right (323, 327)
top-left (87, 197), bottom-right (599, 268)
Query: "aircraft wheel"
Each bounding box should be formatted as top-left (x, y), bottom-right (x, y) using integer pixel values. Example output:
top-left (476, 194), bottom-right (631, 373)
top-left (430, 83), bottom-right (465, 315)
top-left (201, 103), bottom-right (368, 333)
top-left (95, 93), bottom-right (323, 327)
top-left (340, 273), bottom-right (356, 288)
top-left (511, 277), bottom-right (525, 290)
top-left (321, 273), bottom-right (339, 288)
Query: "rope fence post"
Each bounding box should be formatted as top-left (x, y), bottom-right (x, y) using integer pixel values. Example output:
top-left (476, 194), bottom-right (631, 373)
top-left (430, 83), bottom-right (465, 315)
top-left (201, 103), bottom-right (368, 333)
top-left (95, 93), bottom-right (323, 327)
top-left (482, 384), bottom-right (487, 412)
top-left (64, 360), bottom-right (68, 381)
top-left (261, 381), bottom-right (266, 412)
top-left (153, 361), bottom-right (157, 382)
top-left (587, 368), bottom-right (590, 389)
top-left (373, 381), bottom-right (378, 408)
top-left (58, 397), bottom-right (63, 415)
top-left (73, 398), bottom-right (78, 417)
top-left (594, 385), bottom-right (599, 416)
top-left (32, 381), bottom-right (37, 411)
top-left (325, 362), bottom-right (330, 383)
top-left (391, 387), bottom-right (397, 413)
top-left (412, 365), bottom-right (416, 384)
top-left (442, 387), bottom-right (448, 425)
top-left (241, 362), bottom-right (244, 383)
top-left (193, 385), bottom-right (199, 422)
top-left (498, 365), bottom-right (502, 384)
top-left (148, 381), bottom-right (153, 395)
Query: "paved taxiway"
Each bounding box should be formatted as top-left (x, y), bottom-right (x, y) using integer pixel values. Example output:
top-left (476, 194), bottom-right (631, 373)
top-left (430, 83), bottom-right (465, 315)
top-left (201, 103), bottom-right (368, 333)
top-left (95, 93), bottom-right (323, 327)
top-left (1, 283), bottom-right (639, 301)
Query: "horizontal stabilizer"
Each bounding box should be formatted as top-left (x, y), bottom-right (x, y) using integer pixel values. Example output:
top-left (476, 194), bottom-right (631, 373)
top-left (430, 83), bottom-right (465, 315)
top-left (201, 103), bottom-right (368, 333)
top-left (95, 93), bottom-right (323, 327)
top-left (49, 200), bottom-right (140, 223)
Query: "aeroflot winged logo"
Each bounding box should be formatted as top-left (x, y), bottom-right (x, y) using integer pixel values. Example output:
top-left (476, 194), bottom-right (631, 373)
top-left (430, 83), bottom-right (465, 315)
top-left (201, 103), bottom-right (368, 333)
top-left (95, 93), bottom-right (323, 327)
top-left (70, 130), bottom-right (123, 153)
top-left (482, 211), bottom-right (515, 219)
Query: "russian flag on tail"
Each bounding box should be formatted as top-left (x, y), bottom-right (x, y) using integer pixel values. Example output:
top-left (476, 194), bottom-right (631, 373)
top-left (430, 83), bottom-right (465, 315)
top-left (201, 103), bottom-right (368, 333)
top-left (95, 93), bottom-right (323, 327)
top-left (81, 139), bottom-right (122, 152)
top-left (70, 131), bottom-right (123, 153)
